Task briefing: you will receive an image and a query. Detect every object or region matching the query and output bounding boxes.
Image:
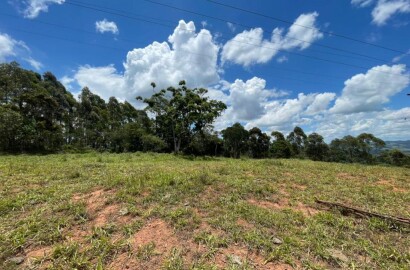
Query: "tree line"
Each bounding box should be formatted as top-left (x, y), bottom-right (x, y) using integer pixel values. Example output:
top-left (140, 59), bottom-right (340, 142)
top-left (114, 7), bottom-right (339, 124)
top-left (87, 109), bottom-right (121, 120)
top-left (0, 62), bottom-right (408, 167)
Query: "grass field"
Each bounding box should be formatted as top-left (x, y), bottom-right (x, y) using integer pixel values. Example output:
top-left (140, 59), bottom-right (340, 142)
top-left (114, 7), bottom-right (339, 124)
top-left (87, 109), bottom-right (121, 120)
top-left (0, 153), bottom-right (409, 269)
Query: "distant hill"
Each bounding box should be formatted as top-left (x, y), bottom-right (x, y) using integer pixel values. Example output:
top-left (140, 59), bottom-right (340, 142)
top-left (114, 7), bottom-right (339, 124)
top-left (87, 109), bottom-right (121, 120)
top-left (384, 140), bottom-right (410, 154)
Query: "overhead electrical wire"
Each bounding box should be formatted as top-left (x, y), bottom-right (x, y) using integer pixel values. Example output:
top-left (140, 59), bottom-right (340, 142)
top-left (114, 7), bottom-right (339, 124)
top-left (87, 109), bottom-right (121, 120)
top-left (1, 13), bottom-right (345, 83)
top-left (60, 0), bottom-right (408, 79)
top-left (2, 25), bottom-right (338, 87)
top-left (68, 0), bottom-right (388, 64)
top-left (143, 0), bottom-right (389, 63)
top-left (2, 1), bottom-right (408, 83)
top-left (206, 0), bottom-right (410, 55)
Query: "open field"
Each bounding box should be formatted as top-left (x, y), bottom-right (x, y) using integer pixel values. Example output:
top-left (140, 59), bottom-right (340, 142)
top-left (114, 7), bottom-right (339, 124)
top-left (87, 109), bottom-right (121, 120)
top-left (0, 153), bottom-right (409, 269)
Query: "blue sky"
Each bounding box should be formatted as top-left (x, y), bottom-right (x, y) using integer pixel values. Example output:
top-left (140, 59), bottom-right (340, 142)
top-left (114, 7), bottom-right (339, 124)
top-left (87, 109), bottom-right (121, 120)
top-left (1, 0), bottom-right (410, 141)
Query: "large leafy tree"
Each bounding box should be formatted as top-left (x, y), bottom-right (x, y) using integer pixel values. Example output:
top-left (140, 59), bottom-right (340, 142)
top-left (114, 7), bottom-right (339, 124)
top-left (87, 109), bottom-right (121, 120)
top-left (329, 133), bottom-right (385, 164)
top-left (248, 127), bottom-right (270, 158)
top-left (357, 133), bottom-right (385, 162)
top-left (0, 62), bottom-right (70, 152)
top-left (286, 126), bottom-right (307, 157)
top-left (186, 129), bottom-right (223, 156)
top-left (138, 80), bottom-right (226, 153)
top-left (270, 131), bottom-right (292, 158)
top-left (222, 123), bottom-right (249, 158)
top-left (0, 107), bottom-right (24, 152)
top-left (305, 133), bottom-right (329, 161)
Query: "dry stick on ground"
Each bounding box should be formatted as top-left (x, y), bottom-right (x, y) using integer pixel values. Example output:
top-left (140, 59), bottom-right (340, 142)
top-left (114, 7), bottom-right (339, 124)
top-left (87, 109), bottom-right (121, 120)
top-left (315, 199), bottom-right (410, 225)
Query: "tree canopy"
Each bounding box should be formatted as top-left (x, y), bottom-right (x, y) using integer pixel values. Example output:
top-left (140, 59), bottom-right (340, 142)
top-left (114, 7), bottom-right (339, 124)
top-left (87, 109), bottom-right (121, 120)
top-left (138, 80), bottom-right (226, 153)
top-left (0, 62), bottom-right (408, 168)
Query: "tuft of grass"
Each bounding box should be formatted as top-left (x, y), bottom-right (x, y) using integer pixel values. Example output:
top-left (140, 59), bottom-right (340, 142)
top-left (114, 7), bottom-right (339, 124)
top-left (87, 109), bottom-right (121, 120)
top-left (162, 248), bottom-right (184, 270)
top-left (136, 241), bottom-right (156, 261)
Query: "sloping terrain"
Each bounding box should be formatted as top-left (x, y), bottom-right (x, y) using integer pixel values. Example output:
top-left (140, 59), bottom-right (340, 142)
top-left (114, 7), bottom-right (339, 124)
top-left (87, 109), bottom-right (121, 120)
top-left (0, 153), bottom-right (409, 269)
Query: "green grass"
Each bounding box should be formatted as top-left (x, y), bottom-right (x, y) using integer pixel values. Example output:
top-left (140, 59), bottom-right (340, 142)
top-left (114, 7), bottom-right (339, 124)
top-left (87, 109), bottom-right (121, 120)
top-left (0, 152), bottom-right (409, 269)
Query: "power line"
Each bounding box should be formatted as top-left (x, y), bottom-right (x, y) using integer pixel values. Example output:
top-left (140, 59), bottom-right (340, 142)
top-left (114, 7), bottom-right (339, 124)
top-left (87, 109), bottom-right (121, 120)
top-left (206, 0), bottom-right (409, 55)
top-left (66, 0), bottom-right (391, 65)
top-left (64, 0), bottom-right (172, 29)
top-left (138, 1), bottom-right (410, 79)
top-left (68, 0), bottom-right (176, 25)
top-left (2, 26), bottom-right (343, 87)
top-left (4, 1), bottom-right (407, 81)
top-left (143, 0), bottom-right (389, 63)
top-left (60, 1), bottom-right (408, 79)
top-left (1, 13), bottom-right (345, 82)
top-left (7, 27), bottom-right (128, 52)
top-left (11, 15), bottom-right (356, 84)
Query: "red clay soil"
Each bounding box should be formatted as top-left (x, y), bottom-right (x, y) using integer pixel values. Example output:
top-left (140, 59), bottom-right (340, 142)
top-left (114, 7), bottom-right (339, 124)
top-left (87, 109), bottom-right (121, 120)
top-left (213, 245), bottom-right (295, 269)
top-left (108, 219), bottom-right (206, 270)
top-left (247, 198), bottom-right (289, 210)
top-left (376, 180), bottom-right (406, 193)
top-left (21, 246), bottom-right (52, 269)
top-left (247, 198), bottom-right (320, 217)
top-left (336, 173), bottom-right (356, 180)
top-left (237, 218), bottom-right (255, 230)
top-left (21, 188), bottom-right (306, 269)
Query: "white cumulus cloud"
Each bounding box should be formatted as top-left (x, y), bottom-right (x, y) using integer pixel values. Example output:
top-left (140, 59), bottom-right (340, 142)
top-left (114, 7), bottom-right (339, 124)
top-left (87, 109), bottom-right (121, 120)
top-left (221, 12), bottom-right (323, 66)
top-left (0, 32), bottom-right (42, 70)
top-left (248, 92), bottom-right (333, 130)
top-left (0, 33), bottom-right (19, 61)
top-left (352, 0), bottom-right (410, 26)
top-left (372, 0), bottom-right (410, 25)
top-left (96, 19), bottom-right (119, 34)
top-left (229, 77), bottom-right (277, 120)
top-left (18, 0), bottom-right (65, 19)
top-left (330, 64), bottom-right (410, 114)
top-left (74, 65), bottom-right (125, 99)
top-left (69, 20), bottom-right (220, 103)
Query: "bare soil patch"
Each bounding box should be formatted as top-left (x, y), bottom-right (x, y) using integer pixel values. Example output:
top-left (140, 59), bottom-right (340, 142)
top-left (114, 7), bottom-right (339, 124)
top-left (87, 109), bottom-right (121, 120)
top-left (247, 198), bottom-right (289, 210)
top-left (214, 245), bottom-right (295, 269)
top-left (237, 218), bottom-right (255, 230)
top-left (25, 246), bottom-right (52, 259)
top-left (109, 219), bottom-right (205, 269)
top-left (292, 184), bottom-right (307, 190)
top-left (376, 180), bottom-right (406, 193)
top-left (247, 198), bottom-right (320, 217)
top-left (295, 202), bottom-right (320, 217)
top-left (337, 173), bottom-right (356, 180)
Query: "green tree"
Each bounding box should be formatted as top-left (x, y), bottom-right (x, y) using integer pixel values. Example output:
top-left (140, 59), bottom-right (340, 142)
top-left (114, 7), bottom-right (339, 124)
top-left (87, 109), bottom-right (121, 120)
top-left (378, 149), bottom-right (410, 167)
top-left (270, 131), bottom-right (292, 158)
top-left (305, 133), bottom-right (329, 161)
top-left (222, 123), bottom-right (249, 158)
top-left (186, 129), bottom-right (223, 156)
top-left (286, 126), bottom-right (307, 157)
top-left (76, 87), bottom-right (109, 149)
top-left (356, 133), bottom-right (385, 163)
top-left (138, 80), bottom-right (226, 153)
top-left (328, 133), bottom-right (384, 164)
top-left (329, 136), bottom-right (361, 163)
top-left (0, 107), bottom-right (24, 152)
top-left (248, 127), bottom-right (270, 158)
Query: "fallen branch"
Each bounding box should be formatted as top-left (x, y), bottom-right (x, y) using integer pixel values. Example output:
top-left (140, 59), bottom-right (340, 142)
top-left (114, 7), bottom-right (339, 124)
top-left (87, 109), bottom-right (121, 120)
top-left (315, 199), bottom-right (410, 225)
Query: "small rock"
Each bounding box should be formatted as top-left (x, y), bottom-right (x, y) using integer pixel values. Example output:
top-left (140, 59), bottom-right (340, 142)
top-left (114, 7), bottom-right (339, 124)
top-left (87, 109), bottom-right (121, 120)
top-left (183, 202), bottom-right (190, 206)
top-left (231, 255), bottom-right (242, 265)
top-left (9, 256), bottom-right (24, 264)
top-left (272, 237), bottom-right (283, 245)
